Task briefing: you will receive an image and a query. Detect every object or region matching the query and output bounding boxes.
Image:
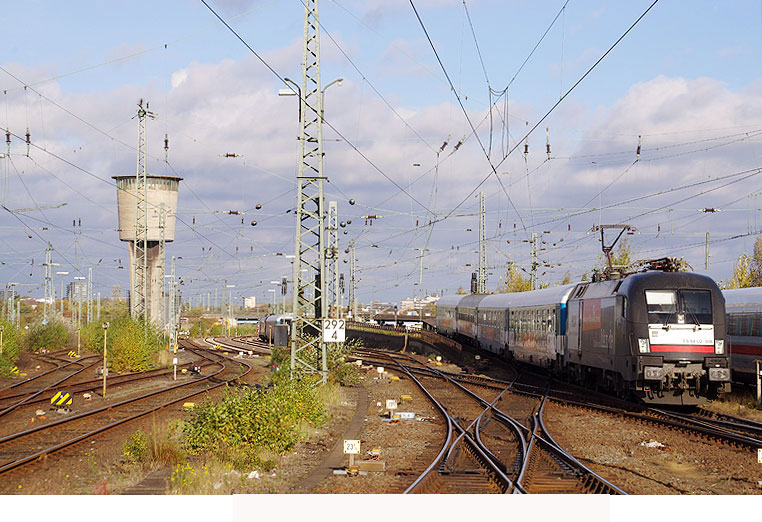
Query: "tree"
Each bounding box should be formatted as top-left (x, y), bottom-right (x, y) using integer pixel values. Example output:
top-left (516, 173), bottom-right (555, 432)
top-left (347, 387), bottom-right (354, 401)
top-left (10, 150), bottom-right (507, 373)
top-left (497, 263), bottom-right (532, 293)
top-left (598, 237), bottom-right (634, 271)
top-left (724, 238), bottom-right (762, 289)
top-left (751, 237), bottom-right (762, 286)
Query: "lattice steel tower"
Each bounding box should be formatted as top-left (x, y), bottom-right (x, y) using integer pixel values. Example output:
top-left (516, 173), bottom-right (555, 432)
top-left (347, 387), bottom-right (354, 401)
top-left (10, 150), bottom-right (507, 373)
top-left (326, 201), bottom-right (339, 318)
top-left (478, 191), bottom-right (487, 293)
top-left (349, 240), bottom-right (357, 319)
top-left (131, 100), bottom-right (153, 321)
top-left (86, 267), bottom-right (93, 324)
top-left (43, 243), bottom-right (54, 321)
top-left (290, 0), bottom-right (328, 383)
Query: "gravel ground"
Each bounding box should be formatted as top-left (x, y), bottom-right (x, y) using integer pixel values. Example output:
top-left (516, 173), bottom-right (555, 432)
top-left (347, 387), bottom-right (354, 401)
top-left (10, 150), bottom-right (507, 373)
top-left (3, 346), bottom-right (762, 496)
top-left (0, 349), bottom-right (272, 495)
top-left (543, 402), bottom-right (762, 494)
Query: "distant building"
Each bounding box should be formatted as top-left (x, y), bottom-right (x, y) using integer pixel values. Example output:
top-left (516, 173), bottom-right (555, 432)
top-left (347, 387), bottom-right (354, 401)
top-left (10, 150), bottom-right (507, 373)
top-left (400, 295), bottom-right (440, 312)
top-left (109, 283), bottom-right (124, 302)
top-left (66, 281), bottom-right (87, 302)
top-left (244, 296), bottom-right (257, 309)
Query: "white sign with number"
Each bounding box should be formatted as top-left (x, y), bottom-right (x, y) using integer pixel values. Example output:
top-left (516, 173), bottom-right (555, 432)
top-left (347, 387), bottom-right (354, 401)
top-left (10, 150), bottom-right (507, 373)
top-left (323, 319), bottom-right (346, 343)
top-left (343, 439), bottom-right (361, 455)
top-left (758, 448), bottom-right (762, 464)
top-left (386, 399), bottom-right (398, 411)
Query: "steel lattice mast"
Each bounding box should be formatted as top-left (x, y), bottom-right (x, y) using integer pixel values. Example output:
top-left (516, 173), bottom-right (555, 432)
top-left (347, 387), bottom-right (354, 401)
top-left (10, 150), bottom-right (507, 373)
top-left (132, 100), bottom-right (151, 321)
top-left (290, 0), bottom-right (328, 383)
top-left (478, 191), bottom-right (487, 293)
top-left (326, 200), bottom-right (339, 318)
top-left (43, 242), bottom-right (54, 321)
top-left (349, 240), bottom-right (357, 319)
top-left (87, 267), bottom-right (93, 324)
top-left (158, 203), bottom-right (166, 326)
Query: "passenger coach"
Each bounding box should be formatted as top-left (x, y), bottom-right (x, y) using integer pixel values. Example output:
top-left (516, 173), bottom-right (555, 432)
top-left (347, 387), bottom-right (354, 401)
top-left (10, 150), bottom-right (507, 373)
top-left (723, 287), bottom-right (762, 382)
top-left (435, 268), bottom-right (731, 405)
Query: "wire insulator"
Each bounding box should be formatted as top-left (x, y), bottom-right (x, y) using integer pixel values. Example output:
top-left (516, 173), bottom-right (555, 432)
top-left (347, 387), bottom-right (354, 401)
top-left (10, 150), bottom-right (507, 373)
top-left (546, 127), bottom-right (551, 160)
top-left (636, 135), bottom-right (641, 160)
top-left (5, 129), bottom-right (10, 145)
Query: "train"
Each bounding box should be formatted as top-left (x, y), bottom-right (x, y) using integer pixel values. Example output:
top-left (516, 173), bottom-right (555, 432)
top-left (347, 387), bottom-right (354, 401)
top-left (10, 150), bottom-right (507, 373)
top-left (435, 266), bottom-right (731, 405)
top-left (722, 287), bottom-right (762, 383)
top-left (258, 313), bottom-right (292, 346)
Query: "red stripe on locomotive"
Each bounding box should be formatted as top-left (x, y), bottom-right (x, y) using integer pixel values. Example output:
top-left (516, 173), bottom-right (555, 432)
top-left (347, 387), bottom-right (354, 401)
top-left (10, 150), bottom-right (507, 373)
top-left (649, 344), bottom-right (714, 353)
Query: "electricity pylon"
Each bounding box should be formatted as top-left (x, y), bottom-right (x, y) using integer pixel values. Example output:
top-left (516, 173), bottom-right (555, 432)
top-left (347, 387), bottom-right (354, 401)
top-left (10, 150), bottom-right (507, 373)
top-left (290, 0), bottom-right (328, 383)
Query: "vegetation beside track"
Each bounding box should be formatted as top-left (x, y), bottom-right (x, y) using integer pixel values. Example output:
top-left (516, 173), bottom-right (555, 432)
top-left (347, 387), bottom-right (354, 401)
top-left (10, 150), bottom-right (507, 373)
top-left (0, 318), bottom-right (22, 377)
top-left (80, 316), bottom-right (163, 372)
top-left (24, 318), bottom-right (68, 352)
top-left (113, 337), bottom-right (364, 493)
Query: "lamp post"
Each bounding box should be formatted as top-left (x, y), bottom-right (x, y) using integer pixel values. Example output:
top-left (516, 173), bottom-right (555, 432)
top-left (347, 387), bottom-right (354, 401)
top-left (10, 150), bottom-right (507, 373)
top-left (56, 271), bottom-right (68, 316)
top-left (102, 322), bottom-right (109, 398)
top-left (74, 276), bottom-right (85, 356)
top-left (226, 284), bottom-right (235, 336)
top-left (268, 289), bottom-right (276, 313)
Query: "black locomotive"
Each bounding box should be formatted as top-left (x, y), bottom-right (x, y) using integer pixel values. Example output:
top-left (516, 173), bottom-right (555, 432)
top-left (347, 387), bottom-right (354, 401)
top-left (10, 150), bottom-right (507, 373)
top-left (436, 264), bottom-right (730, 405)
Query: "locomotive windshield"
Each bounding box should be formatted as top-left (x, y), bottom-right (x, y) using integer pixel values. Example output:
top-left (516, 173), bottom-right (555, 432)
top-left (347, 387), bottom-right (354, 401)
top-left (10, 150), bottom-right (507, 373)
top-left (645, 289), bottom-right (712, 324)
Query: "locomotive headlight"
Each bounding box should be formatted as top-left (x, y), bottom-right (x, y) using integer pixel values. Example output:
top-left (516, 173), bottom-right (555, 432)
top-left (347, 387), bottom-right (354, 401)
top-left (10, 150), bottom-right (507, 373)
top-left (714, 340), bottom-right (724, 355)
top-left (638, 338), bottom-right (650, 353)
top-left (708, 367), bottom-right (730, 381)
top-left (644, 366), bottom-right (665, 381)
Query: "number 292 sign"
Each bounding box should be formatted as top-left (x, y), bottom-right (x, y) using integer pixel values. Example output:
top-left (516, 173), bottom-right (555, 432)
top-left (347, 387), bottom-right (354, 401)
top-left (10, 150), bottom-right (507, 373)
top-left (323, 319), bottom-right (346, 343)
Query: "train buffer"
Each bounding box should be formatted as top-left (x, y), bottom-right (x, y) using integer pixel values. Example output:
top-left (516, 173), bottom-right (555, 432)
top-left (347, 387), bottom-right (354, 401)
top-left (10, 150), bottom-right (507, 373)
top-left (50, 391), bottom-right (73, 411)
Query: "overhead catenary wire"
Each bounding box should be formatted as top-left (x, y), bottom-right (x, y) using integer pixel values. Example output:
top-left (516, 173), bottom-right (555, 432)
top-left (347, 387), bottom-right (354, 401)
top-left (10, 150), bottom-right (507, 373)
top-left (199, 0), bottom-right (435, 217)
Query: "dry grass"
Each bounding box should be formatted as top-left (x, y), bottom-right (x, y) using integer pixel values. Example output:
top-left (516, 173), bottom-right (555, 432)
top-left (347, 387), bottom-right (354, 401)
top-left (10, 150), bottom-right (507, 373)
top-left (704, 388), bottom-right (762, 421)
top-left (153, 348), bottom-right (173, 367)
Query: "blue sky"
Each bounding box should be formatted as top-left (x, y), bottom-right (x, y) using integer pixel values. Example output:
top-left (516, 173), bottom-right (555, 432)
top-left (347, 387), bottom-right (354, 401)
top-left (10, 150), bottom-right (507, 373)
top-left (2, 0), bottom-right (762, 308)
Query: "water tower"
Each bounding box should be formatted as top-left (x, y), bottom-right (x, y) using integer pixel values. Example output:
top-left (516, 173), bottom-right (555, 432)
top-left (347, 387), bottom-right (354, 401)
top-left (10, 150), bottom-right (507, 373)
top-left (113, 174), bottom-right (182, 325)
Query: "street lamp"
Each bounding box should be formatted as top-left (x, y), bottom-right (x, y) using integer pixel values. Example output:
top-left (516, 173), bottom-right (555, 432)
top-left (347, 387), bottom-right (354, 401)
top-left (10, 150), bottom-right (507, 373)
top-left (279, 76), bottom-right (344, 124)
top-left (56, 271), bottom-right (68, 316)
top-left (225, 284), bottom-right (235, 336)
top-left (267, 289), bottom-right (276, 313)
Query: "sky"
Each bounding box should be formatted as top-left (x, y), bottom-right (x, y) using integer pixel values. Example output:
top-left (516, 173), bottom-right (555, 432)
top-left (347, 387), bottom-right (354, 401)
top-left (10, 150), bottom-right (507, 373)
top-left (1, 0), bottom-right (762, 309)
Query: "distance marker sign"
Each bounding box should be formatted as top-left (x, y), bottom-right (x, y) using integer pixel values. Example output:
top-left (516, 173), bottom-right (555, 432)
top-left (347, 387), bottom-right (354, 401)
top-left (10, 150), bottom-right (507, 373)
top-left (343, 439), bottom-right (361, 455)
top-left (323, 319), bottom-right (346, 343)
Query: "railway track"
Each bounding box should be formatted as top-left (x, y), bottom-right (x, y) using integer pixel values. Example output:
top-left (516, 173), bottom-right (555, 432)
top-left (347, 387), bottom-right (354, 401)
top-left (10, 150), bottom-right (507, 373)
top-left (0, 341), bottom-right (252, 475)
top-left (361, 349), bottom-right (626, 494)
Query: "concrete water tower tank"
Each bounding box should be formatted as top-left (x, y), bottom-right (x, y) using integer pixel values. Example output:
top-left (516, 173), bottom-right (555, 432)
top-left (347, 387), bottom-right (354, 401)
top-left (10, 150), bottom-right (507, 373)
top-left (113, 174), bottom-right (182, 324)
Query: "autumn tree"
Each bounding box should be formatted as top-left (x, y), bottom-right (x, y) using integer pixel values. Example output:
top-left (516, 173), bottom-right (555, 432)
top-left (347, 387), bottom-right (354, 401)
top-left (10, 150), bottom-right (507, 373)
top-left (497, 263), bottom-right (532, 293)
top-left (725, 237), bottom-right (762, 288)
top-left (598, 237), bottom-right (634, 271)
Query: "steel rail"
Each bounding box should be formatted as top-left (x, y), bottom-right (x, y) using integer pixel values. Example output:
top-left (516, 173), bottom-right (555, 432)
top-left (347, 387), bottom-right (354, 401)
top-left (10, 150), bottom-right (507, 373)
top-left (0, 349), bottom-right (252, 474)
top-left (0, 355), bottom-right (97, 395)
top-left (372, 353), bottom-right (514, 493)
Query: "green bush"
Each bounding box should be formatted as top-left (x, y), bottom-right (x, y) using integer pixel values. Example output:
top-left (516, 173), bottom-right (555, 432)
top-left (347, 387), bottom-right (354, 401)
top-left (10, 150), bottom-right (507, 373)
top-left (24, 319), bottom-right (68, 352)
top-left (109, 317), bottom-right (162, 372)
top-left (182, 380), bottom-right (325, 467)
top-left (122, 430), bottom-right (149, 463)
top-left (270, 337), bottom-right (363, 386)
top-left (0, 320), bottom-right (22, 376)
top-left (81, 317), bottom-right (162, 372)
